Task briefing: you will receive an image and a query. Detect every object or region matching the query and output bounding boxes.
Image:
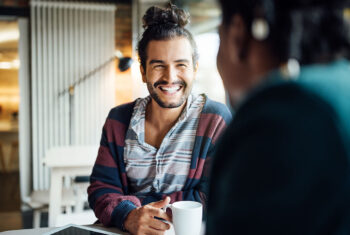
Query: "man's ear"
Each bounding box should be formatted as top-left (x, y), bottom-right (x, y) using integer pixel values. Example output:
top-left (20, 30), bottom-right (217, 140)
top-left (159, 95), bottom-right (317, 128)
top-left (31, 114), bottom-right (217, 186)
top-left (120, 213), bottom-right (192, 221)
top-left (140, 65), bottom-right (146, 83)
top-left (194, 62), bottom-right (199, 74)
top-left (227, 14), bottom-right (249, 63)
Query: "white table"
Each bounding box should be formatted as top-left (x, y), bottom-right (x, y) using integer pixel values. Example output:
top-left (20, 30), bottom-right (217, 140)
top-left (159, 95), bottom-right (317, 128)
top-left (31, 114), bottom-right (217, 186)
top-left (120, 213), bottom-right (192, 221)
top-left (43, 146), bottom-right (99, 227)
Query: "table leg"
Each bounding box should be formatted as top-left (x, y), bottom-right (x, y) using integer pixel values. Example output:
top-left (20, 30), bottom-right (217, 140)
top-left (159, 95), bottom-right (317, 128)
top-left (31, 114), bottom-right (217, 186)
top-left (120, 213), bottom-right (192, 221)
top-left (49, 169), bottom-right (62, 227)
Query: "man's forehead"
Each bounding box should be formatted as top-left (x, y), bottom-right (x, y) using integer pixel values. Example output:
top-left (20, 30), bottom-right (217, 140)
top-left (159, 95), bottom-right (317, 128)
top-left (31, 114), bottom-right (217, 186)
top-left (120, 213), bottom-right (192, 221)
top-left (146, 37), bottom-right (193, 63)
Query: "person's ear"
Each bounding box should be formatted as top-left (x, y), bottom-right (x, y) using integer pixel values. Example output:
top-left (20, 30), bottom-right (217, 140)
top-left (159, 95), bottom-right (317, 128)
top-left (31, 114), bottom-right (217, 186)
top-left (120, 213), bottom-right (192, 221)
top-left (140, 65), bottom-right (146, 83)
top-left (194, 61), bottom-right (198, 73)
top-left (227, 14), bottom-right (249, 63)
top-left (192, 61), bottom-right (199, 80)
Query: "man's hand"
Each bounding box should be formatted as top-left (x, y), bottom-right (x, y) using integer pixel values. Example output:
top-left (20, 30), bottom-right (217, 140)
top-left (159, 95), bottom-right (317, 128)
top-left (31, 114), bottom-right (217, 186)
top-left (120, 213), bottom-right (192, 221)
top-left (124, 197), bottom-right (171, 235)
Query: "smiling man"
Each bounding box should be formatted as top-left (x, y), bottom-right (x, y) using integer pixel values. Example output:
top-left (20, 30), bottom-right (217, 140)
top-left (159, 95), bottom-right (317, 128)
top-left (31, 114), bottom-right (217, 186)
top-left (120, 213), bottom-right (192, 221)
top-left (87, 3), bottom-right (231, 235)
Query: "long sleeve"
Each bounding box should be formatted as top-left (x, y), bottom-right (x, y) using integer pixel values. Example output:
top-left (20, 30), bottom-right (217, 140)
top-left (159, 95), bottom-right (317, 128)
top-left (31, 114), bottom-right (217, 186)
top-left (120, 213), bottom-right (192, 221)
top-left (88, 103), bottom-right (139, 230)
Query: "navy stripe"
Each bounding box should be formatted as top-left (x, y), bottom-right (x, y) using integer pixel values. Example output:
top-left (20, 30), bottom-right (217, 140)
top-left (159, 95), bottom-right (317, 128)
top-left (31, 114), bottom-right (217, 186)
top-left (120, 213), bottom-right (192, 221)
top-left (91, 165), bottom-right (122, 187)
top-left (88, 188), bottom-right (122, 209)
top-left (107, 102), bottom-right (135, 124)
top-left (111, 200), bottom-right (137, 229)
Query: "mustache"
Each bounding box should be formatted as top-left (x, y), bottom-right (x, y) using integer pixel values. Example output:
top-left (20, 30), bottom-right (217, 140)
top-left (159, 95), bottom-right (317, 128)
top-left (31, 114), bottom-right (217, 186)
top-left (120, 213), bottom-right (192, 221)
top-left (154, 80), bottom-right (186, 88)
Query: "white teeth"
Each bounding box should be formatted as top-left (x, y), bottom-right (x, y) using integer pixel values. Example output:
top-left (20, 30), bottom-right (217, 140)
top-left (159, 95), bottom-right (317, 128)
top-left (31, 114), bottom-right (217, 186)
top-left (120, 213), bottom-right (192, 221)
top-left (160, 86), bottom-right (181, 92)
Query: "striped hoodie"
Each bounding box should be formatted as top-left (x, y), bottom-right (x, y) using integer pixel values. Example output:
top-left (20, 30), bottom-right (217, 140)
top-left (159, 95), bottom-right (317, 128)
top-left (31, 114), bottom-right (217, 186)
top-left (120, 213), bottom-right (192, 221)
top-left (88, 96), bottom-right (232, 230)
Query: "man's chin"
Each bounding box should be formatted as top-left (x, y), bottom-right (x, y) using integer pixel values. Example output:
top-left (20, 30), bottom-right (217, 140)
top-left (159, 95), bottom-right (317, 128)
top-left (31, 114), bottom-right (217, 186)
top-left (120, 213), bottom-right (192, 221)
top-left (152, 97), bottom-right (186, 109)
top-left (149, 90), bottom-right (189, 109)
top-left (157, 101), bottom-right (184, 109)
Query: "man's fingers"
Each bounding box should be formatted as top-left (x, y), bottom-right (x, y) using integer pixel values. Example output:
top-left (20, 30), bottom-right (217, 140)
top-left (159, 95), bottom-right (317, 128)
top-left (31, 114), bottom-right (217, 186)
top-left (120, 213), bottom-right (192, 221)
top-left (157, 212), bottom-right (172, 222)
top-left (149, 196), bottom-right (170, 209)
top-left (148, 218), bottom-right (170, 231)
top-left (145, 207), bottom-right (171, 222)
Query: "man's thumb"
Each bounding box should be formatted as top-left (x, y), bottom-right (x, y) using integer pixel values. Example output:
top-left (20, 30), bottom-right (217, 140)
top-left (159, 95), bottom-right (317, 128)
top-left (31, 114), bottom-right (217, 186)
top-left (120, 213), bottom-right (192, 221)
top-left (151, 196), bottom-right (170, 208)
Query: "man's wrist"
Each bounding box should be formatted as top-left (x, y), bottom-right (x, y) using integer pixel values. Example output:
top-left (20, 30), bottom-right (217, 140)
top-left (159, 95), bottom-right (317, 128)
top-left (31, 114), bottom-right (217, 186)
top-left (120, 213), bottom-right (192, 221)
top-left (123, 207), bottom-right (137, 232)
top-left (111, 200), bottom-right (138, 230)
top-left (121, 219), bottom-right (128, 232)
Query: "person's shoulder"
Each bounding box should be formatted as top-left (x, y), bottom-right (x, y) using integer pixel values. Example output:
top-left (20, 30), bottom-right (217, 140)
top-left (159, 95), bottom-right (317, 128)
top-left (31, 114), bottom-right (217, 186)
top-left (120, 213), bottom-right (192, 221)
top-left (107, 100), bottom-right (136, 124)
top-left (252, 82), bottom-right (333, 111)
top-left (201, 95), bottom-right (232, 124)
top-left (237, 82), bottom-right (338, 127)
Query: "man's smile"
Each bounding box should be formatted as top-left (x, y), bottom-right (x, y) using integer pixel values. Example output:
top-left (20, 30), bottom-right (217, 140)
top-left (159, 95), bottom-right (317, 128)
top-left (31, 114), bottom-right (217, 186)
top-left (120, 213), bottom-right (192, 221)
top-left (158, 84), bottom-right (183, 95)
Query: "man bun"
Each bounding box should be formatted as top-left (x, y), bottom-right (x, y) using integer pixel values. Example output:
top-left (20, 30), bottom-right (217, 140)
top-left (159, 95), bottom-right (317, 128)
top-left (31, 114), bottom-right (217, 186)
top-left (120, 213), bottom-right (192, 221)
top-left (142, 3), bottom-right (190, 29)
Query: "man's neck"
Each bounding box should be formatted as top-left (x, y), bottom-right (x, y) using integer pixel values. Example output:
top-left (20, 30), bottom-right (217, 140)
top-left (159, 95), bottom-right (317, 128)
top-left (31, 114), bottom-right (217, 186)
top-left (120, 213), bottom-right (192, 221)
top-left (144, 98), bottom-right (187, 148)
top-left (146, 98), bottom-right (187, 130)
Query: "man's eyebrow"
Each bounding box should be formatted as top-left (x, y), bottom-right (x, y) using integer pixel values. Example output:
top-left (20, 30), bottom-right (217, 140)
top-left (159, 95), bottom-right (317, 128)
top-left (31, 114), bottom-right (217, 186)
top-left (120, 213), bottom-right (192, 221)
top-left (149, 60), bottom-right (165, 64)
top-left (175, 59), bottom-right (190, 63)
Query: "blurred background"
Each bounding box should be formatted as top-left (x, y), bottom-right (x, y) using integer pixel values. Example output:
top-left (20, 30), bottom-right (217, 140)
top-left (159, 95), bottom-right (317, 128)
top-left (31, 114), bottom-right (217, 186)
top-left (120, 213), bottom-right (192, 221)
top-left (0, 0), bottom-right (225, 231)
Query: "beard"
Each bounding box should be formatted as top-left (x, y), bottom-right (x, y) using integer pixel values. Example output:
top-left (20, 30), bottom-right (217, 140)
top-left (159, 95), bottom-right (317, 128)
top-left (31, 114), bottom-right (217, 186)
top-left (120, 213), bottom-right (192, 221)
top-left (146, 80), bottom-right (192, 108)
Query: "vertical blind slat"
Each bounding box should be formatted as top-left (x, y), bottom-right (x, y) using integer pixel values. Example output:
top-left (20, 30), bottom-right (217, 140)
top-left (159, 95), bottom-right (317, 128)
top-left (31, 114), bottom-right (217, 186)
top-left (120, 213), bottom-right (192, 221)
top-left (31, 5), bottom-right (38, 190)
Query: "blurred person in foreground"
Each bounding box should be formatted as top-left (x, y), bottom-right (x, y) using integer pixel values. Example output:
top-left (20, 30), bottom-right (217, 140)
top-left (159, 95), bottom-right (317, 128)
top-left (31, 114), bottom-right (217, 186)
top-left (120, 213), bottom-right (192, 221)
top-left (206, 0), bottom-right (350, 234)
top-left (88, 3), bottom-right (231, 235)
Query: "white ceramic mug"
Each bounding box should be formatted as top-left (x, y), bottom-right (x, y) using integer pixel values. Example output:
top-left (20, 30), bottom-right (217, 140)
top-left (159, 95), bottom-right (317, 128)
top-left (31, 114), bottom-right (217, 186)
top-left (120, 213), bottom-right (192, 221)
top-left (165, 201), bottom-right (203, 235)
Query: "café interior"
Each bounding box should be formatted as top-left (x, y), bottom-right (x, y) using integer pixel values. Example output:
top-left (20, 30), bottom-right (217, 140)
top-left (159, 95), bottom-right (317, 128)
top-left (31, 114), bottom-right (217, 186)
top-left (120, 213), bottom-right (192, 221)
top-left (0, 0), bottom-right (225, 232)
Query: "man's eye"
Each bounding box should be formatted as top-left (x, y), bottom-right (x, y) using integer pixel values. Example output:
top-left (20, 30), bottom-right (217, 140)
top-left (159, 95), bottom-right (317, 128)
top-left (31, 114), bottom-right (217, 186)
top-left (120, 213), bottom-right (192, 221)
top-left (177, 64), bottom-right (187, 68)
top-left (154, 65), bottom-right (165, 69)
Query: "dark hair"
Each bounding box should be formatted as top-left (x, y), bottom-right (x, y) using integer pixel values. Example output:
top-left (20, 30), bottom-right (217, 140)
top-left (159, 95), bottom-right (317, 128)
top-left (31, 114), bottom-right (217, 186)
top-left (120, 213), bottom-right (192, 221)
top-left (137, 3), bottom-right (199, 71)
top-left (218, 0), bottom-right (350, 64)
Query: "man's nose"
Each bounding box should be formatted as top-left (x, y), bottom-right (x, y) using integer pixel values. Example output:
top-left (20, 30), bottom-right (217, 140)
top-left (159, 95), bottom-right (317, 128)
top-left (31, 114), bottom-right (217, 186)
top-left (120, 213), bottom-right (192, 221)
top-left (164, 66), bottom-right (177, 83)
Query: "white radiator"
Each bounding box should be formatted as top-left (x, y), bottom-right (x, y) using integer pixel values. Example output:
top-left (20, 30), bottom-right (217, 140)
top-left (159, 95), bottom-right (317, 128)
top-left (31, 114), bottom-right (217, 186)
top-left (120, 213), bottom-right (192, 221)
top-left (30, 0), bottom-right (116, 190)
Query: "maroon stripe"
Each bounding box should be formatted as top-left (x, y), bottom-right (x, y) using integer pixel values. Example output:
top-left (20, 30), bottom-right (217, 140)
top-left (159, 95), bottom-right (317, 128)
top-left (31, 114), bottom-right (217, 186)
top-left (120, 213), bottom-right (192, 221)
top-left (94, 194), bottom-right (141, 226)
top-left (121, 172), bottom-right (128, 186)
top-left (211, 120), bottom-right (227, 143)
top-left (95, 145), bottom-right (118, 168)
top-left (94, 194), bottom-right (119, 225)
top-left (167, 191), bottom-right (183, 203)
top-left (196, 113), bottom-right (226, 143)
top-left (105, 119), bottom-right (127, 147)
top-left (187, 158), bottom-right (205, 180)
